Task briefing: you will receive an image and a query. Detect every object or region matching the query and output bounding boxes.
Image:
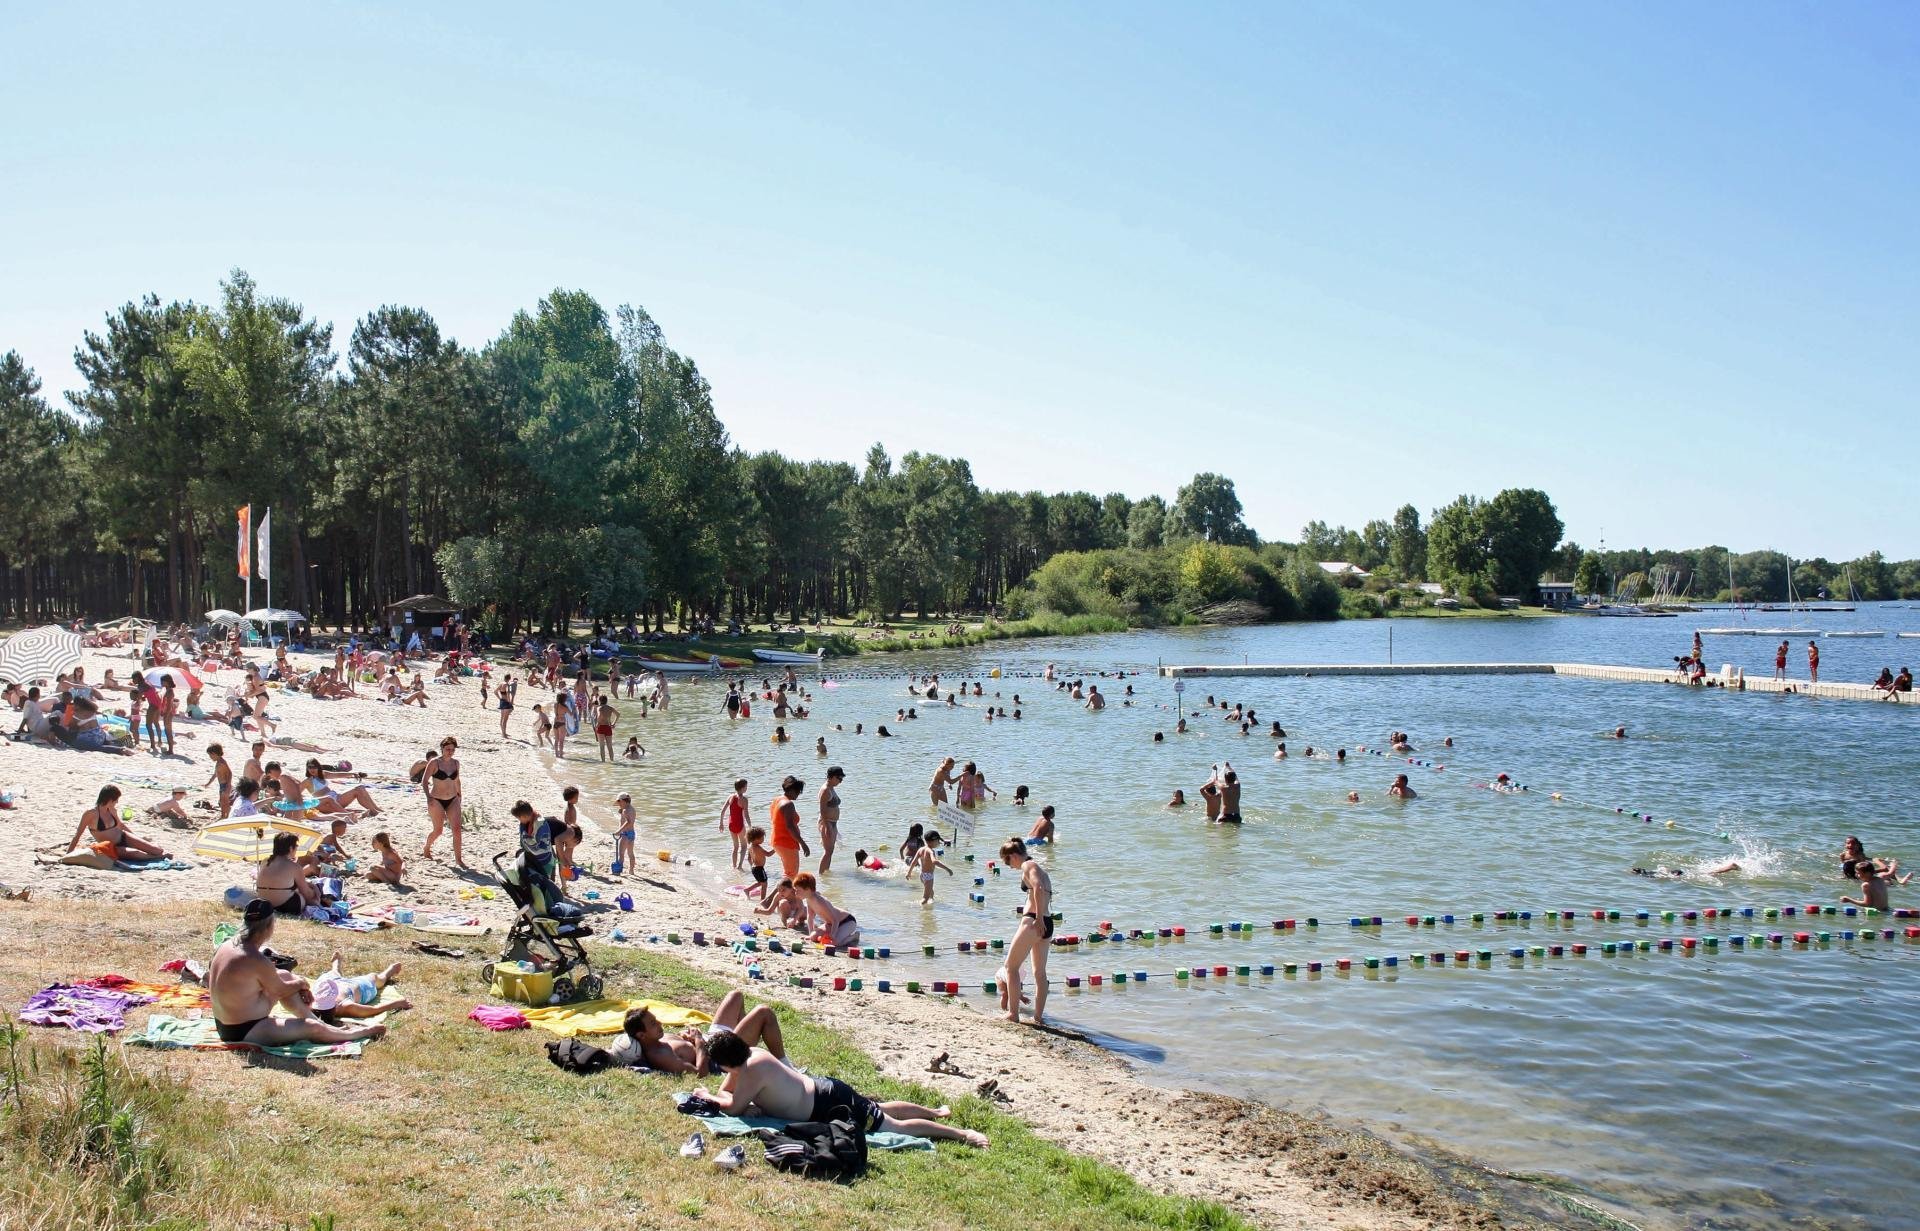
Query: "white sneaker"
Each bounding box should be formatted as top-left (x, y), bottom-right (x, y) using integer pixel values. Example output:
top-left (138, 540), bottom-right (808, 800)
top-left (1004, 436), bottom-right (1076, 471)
top-left (712, 1144), bottom-right (747, 1171)
top-left (680, 1132), bottom-right (705, 1158)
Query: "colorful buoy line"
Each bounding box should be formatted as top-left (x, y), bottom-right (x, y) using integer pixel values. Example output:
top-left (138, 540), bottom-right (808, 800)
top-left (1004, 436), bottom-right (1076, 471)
top-left (748, 926), bottom-right (1920, 995)
top-left (1351, 745), bottom-right (1735, 843)
top-left (932, 903), bottom-right (1917, 955)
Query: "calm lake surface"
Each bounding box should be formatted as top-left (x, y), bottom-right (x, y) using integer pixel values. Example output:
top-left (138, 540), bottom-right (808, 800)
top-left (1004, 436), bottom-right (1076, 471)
top-left (561, 606), bottom-right (1920, 1231)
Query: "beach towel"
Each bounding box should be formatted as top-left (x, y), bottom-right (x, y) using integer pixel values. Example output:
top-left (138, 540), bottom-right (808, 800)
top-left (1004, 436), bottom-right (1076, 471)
top-left (74, 975), bottom-right (208, 1010)
top-left (20, 984), bottom-right (149, 1033)
top-left (690, 1112), bottom-right (931, 1153)
top-left (522, 998), bottom-right (711, 1038)
top-left (115, 858), bottom-right (191, 871)
top-left (468, 1004), bottom-right (529, 1031)
top-left (130, 1015), bottom-right (367, 1059)
top-left (131, 990), bottom-right (402, 1059)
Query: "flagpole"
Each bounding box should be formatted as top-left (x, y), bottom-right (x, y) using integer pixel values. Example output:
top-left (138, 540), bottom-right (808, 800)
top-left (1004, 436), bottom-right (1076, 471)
top-left (244, 504), bottom-right (252, 615)
top-left (261, 506), bottom-right (271, 613)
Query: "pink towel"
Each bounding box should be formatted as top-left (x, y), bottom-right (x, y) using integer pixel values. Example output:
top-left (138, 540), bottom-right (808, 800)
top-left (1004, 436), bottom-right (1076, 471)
top-left (468, 1004), bottom-right (529, 1031)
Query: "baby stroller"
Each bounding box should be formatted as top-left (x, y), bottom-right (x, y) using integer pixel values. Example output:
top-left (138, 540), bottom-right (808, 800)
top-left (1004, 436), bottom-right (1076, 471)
top-left (481, 848), bottom-right (602, 1003)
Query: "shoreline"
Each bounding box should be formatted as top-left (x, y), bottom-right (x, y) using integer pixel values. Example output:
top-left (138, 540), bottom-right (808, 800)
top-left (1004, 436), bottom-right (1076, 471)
top-left (0, 644), bottom-right (1542, 1231)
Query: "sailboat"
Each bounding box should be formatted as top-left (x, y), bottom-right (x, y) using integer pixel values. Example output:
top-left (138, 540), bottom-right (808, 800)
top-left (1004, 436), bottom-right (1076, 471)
top-left (1826, 567), bottom-right (1885, 637)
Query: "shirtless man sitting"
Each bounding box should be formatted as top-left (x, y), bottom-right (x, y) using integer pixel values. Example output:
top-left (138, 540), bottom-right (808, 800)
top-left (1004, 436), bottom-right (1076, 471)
top-left (692, 1031), bottom-right (987, 1147)
top-left (208, 899), bottom-right (387, 1047)
top-left (613, 990), bottom-right (786, 1073)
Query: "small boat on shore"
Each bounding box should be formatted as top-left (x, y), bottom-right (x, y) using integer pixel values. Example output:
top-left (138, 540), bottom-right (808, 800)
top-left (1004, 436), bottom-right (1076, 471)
top-left (752, 647), bottom-right (825, 665)
top-left (631, 655), bottom-right (727, 674)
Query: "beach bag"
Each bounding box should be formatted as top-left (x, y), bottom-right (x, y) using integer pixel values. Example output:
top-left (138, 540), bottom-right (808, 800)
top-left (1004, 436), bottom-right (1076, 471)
top-left (545, 1038), bottom-right (614, 1075)
top-left (759, 1119), bottom-right (868, 1180)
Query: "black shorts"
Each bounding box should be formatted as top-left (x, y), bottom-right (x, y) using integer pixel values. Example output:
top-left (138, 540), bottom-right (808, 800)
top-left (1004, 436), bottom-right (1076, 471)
top-left (811, 1076), bottom-right (881, 1132)
top-left (215, 1017), bottom-right (264, 1043)
top-left (751, 865), bottom-right (768, 885)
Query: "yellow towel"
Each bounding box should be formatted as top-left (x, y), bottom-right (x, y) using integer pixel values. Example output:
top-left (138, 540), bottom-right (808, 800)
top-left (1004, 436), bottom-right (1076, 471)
top-left (521, 998), bottom-right (711, 1038)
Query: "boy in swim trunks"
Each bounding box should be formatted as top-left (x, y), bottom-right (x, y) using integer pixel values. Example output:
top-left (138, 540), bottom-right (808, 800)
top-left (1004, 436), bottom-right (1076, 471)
top-left (792, 873), bottom-right (859, 947)
top-left (744, 826), bottom-right (772, 898)
top-left (613, 793), bottom-right (636, 873)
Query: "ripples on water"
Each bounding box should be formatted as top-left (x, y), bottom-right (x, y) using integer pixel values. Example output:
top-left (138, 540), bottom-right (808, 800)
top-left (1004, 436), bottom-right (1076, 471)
top-left (554, 608), bottom-right (1920, 1230)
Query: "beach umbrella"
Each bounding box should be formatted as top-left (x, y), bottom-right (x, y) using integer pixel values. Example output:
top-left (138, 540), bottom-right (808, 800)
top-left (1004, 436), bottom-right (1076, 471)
top-left (205, 609), bottom-right (246, 624)
top-left (192, 817), bottom-right (323, 864)
top-left (143, 665), bottom-right (205, 692)
top-left (0, 624), bottom-right (84, 685)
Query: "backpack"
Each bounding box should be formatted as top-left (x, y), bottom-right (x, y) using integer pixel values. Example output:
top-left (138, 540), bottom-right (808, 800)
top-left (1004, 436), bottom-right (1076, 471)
top-left (545, 1038), bottom-right (614, 1075)
top-left (759, 1119), bottom-right (868, 1180)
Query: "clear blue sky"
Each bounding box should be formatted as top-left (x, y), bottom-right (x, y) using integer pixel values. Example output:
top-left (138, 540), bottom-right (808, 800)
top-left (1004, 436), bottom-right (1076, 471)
top-left (4, 3), bottom-right (1915, 557)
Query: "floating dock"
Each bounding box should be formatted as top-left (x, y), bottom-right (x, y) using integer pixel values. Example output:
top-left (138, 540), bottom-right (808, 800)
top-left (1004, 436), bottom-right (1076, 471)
top-left (1156, 662), bottom-right (1916, 705)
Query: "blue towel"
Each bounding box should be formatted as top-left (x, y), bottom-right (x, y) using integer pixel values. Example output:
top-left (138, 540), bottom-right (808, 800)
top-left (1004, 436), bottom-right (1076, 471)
top-left (694, 1112), bottom-right (932, 1152)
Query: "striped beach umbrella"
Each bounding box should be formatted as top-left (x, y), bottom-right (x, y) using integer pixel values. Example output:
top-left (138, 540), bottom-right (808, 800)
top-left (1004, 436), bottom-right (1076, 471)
top-left (0, 624), bottom-right (83, 686)
top-left (192, 817), bottom-right (323, 864)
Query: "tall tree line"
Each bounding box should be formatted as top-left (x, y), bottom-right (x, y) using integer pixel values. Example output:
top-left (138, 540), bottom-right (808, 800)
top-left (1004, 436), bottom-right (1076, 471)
top-left (8, 274), bottom-right (1916, 630)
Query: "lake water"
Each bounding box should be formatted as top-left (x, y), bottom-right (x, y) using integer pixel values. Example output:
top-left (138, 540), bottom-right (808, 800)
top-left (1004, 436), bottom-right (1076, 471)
top-left (560, 606), bottom-right (1920, 1230)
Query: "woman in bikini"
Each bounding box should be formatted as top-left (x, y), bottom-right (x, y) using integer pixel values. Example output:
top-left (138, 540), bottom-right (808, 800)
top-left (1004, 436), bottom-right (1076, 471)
top-left (997, 838), bottom-right (1052, 1026)
top-left (66, 786), bottom-right (169, 862)
top-left (817, 766), bottom-right (845, 873)
top-left (420, 736), bottom-right (466, 866)
top-left (255, 831), bottom-right (326, 915)
top-left (496, 672), bottom-right (517, 737)
top-left (929, 756), bottom-right (958, 806)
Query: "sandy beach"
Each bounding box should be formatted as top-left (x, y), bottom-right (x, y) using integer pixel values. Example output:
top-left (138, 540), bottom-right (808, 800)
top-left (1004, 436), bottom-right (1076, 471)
top-left (0, 645), bottom-right (1519, 1231)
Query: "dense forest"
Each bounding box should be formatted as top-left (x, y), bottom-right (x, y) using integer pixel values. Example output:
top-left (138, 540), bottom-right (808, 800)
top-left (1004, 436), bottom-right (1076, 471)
top-left (3, 272), bottom-right (1916, 635)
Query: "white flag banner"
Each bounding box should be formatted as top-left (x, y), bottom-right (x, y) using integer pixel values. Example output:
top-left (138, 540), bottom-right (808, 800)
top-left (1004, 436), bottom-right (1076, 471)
top-left (256, 507), bottom-right (271, 580)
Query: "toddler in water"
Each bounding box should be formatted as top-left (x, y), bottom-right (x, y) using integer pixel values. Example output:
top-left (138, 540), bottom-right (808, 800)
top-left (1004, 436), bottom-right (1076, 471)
top-left (613, 792), bottom-right (636, 872)
top-left (744, 826), bottom-right (772, 897)
top-left (622, 737), bottom-right (644, 760)
top-left (1012, 785), bottom-right (1029, 807)
top-left (908, 842), bottom-right (953, 904)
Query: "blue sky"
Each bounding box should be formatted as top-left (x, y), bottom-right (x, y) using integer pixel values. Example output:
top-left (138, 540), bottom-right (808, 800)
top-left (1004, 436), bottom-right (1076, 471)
top-left (4, 3), bottom-right (1915, 556)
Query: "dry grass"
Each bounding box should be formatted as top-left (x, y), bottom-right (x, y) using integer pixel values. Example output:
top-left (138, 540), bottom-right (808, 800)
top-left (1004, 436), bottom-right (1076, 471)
top-left (0, 899), bottom-right (1247, 1231)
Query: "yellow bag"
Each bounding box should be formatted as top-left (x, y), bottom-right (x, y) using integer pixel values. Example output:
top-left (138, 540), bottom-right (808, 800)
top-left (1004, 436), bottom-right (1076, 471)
top-left (490, 966), bottom-right (554, 1005)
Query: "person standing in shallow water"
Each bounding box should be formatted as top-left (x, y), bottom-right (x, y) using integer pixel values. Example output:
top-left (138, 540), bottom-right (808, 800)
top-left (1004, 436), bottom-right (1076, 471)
top-left (817, 766), bottom-right (844, 874)
top-left (997, 837), bottom-right (1052, 1027)
top-left (769, 775), bottom-right (808, 880)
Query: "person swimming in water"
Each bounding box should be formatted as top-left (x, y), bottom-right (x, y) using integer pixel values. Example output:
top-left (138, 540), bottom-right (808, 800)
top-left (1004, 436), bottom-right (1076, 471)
top-left (1167, 789), bottom-right (1186, 807)
top-left (1387, 773), bottom-right (1417, 799)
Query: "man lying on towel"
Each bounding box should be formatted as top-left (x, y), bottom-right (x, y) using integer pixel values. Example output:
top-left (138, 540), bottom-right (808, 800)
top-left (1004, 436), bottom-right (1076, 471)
top-left (691, 1033), bottom-right (988, 1148)
top-left (209, 899), bottom-right (388, 1047)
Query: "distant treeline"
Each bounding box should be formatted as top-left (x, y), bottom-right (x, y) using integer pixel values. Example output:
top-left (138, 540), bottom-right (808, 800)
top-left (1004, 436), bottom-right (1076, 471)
top-left (2, 272), bottom-right (1913, 634)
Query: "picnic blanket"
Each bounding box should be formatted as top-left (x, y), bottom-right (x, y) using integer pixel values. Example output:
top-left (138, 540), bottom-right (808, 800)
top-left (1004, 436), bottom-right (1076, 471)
top-left (20, 984), bottom-right (150, 1033)
top-left (521, 998), bottom-right (711, 1038)
top-left (692, 1112), bottom-right (932, 1153)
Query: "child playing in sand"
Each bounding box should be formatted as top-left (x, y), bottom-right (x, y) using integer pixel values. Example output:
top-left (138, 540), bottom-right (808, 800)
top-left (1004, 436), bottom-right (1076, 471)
top-left (366, 832), bottom-right (405, 886)
top-left (908, 841), bottom-right (952, 904)
top-left (613, 792), bottom-right (636, 872)
top-left (147, 787), bottom-right (192, 824)
top-left (312, 953), bottom-right (411, 1022)
top-left (744, 826), bottom-right (772, 898)
top-left (754, 877), bottom-right (807, 929)
top-left (315, 818), bottom-right (351, 870)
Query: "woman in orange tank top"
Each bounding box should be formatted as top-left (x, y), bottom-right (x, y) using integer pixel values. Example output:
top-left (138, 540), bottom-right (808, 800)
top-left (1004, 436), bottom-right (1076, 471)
top-left (770, 775), bottom-right (809, 879)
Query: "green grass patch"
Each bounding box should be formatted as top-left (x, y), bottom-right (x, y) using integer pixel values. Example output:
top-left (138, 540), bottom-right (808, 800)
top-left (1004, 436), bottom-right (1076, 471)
top-left (0, 901), bottom-right (1251, 1231)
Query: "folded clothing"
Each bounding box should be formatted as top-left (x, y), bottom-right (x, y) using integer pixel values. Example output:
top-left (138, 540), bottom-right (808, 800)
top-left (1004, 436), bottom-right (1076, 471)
top-left (691, 1111), bottom-right (932, 1153)
top-left (522, 998), bottom-right (712, 1038)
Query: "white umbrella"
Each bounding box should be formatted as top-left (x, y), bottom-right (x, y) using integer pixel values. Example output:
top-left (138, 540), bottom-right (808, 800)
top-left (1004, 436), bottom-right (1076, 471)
top-left (0, 625), bottom-right (84, 685)
top-left (243, 608), bottom-right (306, 624)
top-left (205, 609), bottom-right (244, 622)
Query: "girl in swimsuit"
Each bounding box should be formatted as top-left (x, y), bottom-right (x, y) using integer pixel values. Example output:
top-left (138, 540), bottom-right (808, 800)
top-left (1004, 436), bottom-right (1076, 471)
top-left (66, 786), bottom-right (168, 862)
top-left (420, 736), bottom-right (465, 866)
top-left (721, 779), bottom-right (750, 870)
top-left (956, 762), bottom-right (980, 809)
top-left (817, 767), bottom-right (844, 874)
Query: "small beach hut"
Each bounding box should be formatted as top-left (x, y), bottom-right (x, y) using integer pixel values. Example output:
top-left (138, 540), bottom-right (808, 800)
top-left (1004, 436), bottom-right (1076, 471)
top-left (383, 594), bottom-right (464, 643)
